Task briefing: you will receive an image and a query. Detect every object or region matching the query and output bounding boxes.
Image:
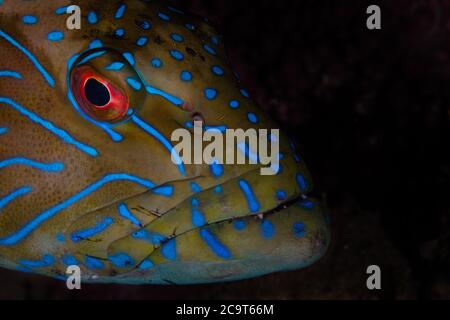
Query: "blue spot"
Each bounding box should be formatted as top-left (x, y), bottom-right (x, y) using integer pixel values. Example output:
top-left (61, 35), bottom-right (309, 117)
top-left (47, 31), bottom-right (64, 42)
top-left (211, 36), bottom-right (219, 45)
top-left (214, 185), bottom-right (223, 194)
top-left (294, 154), bottom-right (301, 163)
top-left (158, 12), bottom-right (170, 21)
top-left (211, 65), bottom-right (224, 76)
top-left (229, 100), bottom-right (240, 109)
top-left (240, 88), bottom-right (250, 98)
top-left (0, 158), bottom-right (64, 172)
top-left (71, 217), bottom-right (114, 243)
top-left (191, 198), bottom-right (206, 227)
top-left (247, 112), bottom-right (259, 124)
top-left (238, 180), bottom-right (260, 213)
top-left (185, 23), bottom-right (195, 31)
top-left (56, 233), bottom-right (65, 242)
top-left (106, 62), bottom-right (125, 71)
top-left (234, 219), bottom-right (246, 231)
top-left (170, 50), bottom-right (184, 61)
top-left (138, 20), bottom-right (151, 30)
top-left (85, 256), bottom-right (104, 270)
top-left (190, 182), bottom-right (202, 193)
top-left (300, 199), bottom-right (314, 210)
top-left (62, 255), bottom-right (79, 266)
top-left (118, 203), bottom-right (142, 227)
top-left (55, 6), bottom-right (69, 15)
top-left (139, 259), bottom-right (154, 269)
top-left (200, 229), bottom-right (231, 259)
top-left (0, 186), bottom-right (31, 212)
top-left (204, 88), bottom-right (217, 100)
top-left (167, 6), bottom-right (184, 15)
top-left (151, 58), bottom-right (162, 68)
top-left (114, 28), bottom-right (125, 38)
top-left (203, 44), bottom-right (216, 56)
top-left (87, 11), bottom-right (98, 24)
top-left (0, 29), bottom-right (55, 87)
top-left (126, 77), bottom-right (142, 91)
top-left (20, 254), bottom-right (55, 268)
top-left (89, 39), bottom-right (103, 49)
top-left (132, 115), bottom-right (185, 176)
top-left (276, 190), bottom-right (287, 201)
top-left (109, 253), bottom-right (135, 268)
top-left (261, 220), bottom-right (275, 239)
top-left (136, 36), bottom-right (148, 46)
top-left (180, 70), bottom-right (192, 81)
top-left (152, 185), bottom-right (174, 197)
top-left (161, 239), bottom-right (176, 260)
top-left (293, 222), bottom-right (306, 237)
top-left (171, 33), bottom-right (184, 42)
top-left (0, 127), bottom-right (7, 134)
top-left (210, 160), bottom-right (224, 177)
top-left (296, 173), bottom-right (308, 192)
top-left (115, 3), bottom-right (127, 19)
top-left (22, 15), bottom-right (38, 25)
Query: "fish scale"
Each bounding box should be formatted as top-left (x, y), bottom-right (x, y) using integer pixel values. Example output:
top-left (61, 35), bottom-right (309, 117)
top-left (0, 0), bottom-right (329, 284)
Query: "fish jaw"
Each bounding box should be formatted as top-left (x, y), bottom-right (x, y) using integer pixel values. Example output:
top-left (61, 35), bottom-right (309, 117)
top-left (60, 160), bottom-right (330, 284)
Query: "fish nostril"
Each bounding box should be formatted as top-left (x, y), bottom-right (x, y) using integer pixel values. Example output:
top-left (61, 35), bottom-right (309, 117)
top-left (192, 112), bottom-right (205, 125)
top-left (180, 101), bottom-right (194, 112)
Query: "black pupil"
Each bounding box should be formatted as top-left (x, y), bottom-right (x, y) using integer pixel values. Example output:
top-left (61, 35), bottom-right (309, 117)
top-left (84, 78), bottom-right (110, 106)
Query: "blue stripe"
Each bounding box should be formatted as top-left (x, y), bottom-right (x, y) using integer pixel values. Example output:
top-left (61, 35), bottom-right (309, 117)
top-left (200, 229), bottom-right (231, 259)
top-left (20, 254), bottom-right (55, 268)
top-left (0, 173), bottom-right (155, 246)
top-left (0, 97), bottom-right (98, 156)
top-left (0, 158), bottom-right (64, 172)
top-left (0, 186), bottom-right (32, 212)
top-left (238, 179), bottom-right (260, 213)
top-left (0, 29), bottom-right (54, 87)
top-left (71, 217), bottom-right (114, 242)
top-left (0, 70), bottom-right (22, 79)
top-left (115, 3), bottom-right (127, 19)
top-left (118, 203), bottom-right (142, 227)
top-left (132, 115), bottom-right (186, 176)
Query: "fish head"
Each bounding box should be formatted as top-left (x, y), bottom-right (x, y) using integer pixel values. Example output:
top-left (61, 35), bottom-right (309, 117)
top-left (0, 0), bottom-right (329, 284)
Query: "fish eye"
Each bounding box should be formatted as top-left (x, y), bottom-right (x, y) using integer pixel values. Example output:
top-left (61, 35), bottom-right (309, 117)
top-left (69, 47), bottom-right (146, 124)
top-left (84, 78), bottom-right (110, 106)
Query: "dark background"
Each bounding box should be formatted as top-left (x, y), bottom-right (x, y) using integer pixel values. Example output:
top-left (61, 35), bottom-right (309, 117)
top-left (1, 0), bottom-right (449, 299)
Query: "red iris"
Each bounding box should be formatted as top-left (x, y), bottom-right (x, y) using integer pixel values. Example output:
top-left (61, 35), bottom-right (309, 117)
top-left (70, 66), bottom-right (129, 123)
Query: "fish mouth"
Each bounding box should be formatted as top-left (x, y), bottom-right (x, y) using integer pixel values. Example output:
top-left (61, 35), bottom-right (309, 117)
top-left (99, 176), bottom-right (331, 284)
